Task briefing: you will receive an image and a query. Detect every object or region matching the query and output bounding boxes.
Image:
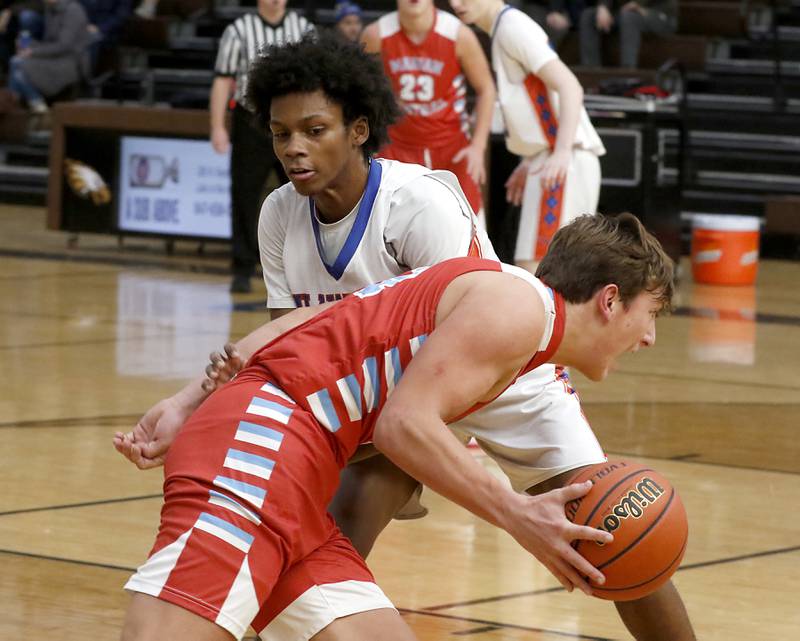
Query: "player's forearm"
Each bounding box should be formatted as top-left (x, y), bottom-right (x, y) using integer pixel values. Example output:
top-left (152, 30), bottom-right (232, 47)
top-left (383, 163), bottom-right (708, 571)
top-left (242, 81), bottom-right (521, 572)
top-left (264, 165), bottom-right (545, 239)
top-left (373, 409), bottom-right (520, 529)
top-left (553, 78), bottom-right (582, 154)
top-left (209, 77), bottom-right (233, 131)
top-left (471, 82), bottom-right (496, 153)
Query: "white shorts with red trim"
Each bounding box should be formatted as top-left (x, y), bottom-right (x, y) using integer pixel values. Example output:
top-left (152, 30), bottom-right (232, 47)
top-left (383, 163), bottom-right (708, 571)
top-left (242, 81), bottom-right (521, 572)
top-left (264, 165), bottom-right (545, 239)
top-left (515, 148), bottom-right (601, 262)
top-left (451, 365), bottom-right (606, 492)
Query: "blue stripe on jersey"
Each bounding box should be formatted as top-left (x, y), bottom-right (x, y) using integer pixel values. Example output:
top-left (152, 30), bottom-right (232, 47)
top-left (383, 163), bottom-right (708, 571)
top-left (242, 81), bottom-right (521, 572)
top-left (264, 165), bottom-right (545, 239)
top-left (213, 475), bottom-right (267, 502)
top-left (225, 448), bottom-right (275, 471)
top-left (384, 346), bottom-right (403, 395)
top-left (307, 388), bottom-right (342, 432)
top-left (208, 489), bottom-right (261, 524)
top-left (410, 333), bottom-right (428, 356)
top-left (336, 373), bottom-right (362, 421)
top-left (364, 356), bottom-right (380, 412)
top-left (197, 512), bottom-right (254, 546)
top-left (236, 421), bottom-right (284, 445)
top-left (390, 347), bottom-right (402, 385)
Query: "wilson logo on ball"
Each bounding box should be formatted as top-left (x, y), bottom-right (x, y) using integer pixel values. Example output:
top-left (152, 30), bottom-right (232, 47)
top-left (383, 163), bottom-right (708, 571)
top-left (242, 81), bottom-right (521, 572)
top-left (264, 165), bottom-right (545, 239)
top-left (597, 476), bottom-right (666, 543)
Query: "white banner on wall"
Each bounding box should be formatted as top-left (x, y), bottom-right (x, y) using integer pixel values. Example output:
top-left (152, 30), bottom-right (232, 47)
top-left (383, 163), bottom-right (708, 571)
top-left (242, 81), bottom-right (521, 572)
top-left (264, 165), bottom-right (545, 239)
top-left (118, 136), bottom-right (232, 239)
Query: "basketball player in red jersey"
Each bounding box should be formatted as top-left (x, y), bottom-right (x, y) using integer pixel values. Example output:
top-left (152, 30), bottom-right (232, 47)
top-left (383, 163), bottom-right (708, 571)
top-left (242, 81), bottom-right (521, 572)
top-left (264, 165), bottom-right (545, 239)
top-left (361, 0), bottom-right (495, 219)
top-left (119, 214), bottom-right (675, 641)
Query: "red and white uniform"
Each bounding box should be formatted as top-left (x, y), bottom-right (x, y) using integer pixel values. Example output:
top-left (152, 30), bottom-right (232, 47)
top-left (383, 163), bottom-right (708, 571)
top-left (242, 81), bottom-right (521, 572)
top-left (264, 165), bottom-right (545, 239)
top-left (377, 10), bottom-right (483, 214)
top-left (124, 258), bottom-right (564, 640)
top-left (491, 5), bottom-right (605, 261)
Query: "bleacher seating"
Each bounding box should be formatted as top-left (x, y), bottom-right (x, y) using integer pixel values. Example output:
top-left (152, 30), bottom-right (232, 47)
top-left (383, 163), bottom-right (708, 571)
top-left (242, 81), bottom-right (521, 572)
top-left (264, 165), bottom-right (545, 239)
top-left (1, 0), bottom-right (798, 243)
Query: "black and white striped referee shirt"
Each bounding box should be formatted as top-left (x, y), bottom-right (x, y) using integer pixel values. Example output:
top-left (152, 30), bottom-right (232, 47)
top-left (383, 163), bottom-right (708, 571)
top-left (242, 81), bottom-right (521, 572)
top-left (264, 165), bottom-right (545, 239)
top-left (214, 10), bottom-right (314, 108)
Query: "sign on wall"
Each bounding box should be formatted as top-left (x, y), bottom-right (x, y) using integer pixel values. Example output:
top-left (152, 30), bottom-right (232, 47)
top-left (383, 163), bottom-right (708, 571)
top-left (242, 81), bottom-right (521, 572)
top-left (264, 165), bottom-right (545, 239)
top-left (118, 136), bottom-right (232, 239)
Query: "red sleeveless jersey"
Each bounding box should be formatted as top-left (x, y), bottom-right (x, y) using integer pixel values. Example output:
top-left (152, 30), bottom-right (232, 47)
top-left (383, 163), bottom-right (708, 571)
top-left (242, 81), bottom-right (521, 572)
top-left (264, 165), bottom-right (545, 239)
top-left (379, 9), bottom-right (469, 147)
top-left (247, 257), bottom-right (565, 463)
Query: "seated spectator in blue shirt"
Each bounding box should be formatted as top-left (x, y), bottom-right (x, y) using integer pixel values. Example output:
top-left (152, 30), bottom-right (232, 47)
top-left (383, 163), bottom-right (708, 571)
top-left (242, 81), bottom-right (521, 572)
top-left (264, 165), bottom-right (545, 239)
top-left (7, 0), bottom-right (90, 115)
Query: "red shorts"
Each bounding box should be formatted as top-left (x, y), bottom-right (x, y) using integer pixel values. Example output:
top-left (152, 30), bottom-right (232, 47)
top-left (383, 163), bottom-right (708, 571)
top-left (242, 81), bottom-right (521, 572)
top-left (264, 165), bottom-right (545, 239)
top-left (379, 133), bottom-right (484, 215)
top-left (124, 374), bottom-right (394, 640)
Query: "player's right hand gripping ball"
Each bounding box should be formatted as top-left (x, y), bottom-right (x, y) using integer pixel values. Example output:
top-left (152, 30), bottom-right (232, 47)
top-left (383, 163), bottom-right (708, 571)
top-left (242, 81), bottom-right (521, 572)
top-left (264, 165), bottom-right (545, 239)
top-left (565, 459), bottom-right (688, 600)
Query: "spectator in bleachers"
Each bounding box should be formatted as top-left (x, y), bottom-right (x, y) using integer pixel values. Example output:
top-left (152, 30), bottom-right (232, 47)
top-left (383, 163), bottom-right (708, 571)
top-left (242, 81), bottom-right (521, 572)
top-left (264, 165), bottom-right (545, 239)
top-left (77, 0), bottom-right (132, 72)
top-left (579, 0), bottom-right (677, 68)
top-left (6, 0), bottom-right (90, 117)
top-left (0, 0), bottom-right (44, 71)
top-left (210, 0), bottom-right (314, 293)
top-left (334, 0), bottom-right (362, 42)
top-left (516, 0), bottom-right (582, 49)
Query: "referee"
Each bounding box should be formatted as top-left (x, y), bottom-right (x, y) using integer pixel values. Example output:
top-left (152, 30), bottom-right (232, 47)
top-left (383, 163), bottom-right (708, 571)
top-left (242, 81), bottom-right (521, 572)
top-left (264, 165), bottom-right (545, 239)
top-left (210, 0), bottom-right (314, 293)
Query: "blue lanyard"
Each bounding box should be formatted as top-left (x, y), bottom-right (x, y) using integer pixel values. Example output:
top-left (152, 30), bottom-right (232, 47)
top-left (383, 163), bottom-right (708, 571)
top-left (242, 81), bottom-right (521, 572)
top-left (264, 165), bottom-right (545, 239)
top-left (309, 159), bottom-right (383, 281)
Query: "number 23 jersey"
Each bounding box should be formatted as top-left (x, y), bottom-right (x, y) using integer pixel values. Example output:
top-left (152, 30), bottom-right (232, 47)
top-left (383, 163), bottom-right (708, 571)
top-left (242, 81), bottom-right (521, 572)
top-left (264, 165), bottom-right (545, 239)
top-left (379, 10), bottom-right (469, 147)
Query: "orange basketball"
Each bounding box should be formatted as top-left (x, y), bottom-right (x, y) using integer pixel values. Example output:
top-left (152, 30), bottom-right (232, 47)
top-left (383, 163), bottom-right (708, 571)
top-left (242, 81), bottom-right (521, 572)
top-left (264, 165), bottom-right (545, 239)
top-left (565, 459), bottom-right (688, 601)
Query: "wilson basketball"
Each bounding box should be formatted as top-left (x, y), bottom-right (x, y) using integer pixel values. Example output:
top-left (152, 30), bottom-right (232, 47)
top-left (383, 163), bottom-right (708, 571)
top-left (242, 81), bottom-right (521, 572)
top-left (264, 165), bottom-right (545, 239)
top-left (565, 459), bottom-right (688, 601)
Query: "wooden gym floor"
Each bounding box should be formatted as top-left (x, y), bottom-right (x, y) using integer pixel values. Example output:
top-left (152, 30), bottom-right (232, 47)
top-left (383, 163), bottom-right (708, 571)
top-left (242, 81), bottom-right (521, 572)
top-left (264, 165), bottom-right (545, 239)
top-left (1, 204), bottom-right (798, 640)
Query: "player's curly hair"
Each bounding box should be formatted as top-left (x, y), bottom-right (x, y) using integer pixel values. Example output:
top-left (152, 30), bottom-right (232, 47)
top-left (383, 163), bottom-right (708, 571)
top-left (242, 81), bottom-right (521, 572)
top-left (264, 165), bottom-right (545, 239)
top-left (536, 213), bottom-right (675, 312)
top-left (246, 31), bottom-right (401, 159)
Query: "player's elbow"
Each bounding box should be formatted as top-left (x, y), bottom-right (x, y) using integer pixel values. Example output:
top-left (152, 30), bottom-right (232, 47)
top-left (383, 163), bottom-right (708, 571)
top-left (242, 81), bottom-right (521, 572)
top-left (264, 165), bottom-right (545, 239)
top-left (373, 406), bottom-right (420, 460)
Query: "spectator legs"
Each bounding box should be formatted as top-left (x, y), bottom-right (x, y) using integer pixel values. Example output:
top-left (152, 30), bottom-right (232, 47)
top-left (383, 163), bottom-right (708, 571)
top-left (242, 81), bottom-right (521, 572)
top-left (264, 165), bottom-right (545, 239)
top-left (579, 7), bottom-right (603, 67)
top-left (618, 9), bottom-right (677, 68)
top-left (229, 105), bottom-right (286, 292)
top-left (8, 56), bottom-right (46, 112)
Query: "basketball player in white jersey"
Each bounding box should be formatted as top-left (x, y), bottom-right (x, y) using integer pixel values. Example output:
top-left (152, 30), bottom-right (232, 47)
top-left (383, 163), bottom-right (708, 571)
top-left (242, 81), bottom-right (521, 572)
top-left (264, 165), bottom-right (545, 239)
top-left (116, 34), bottom-right (695, 640)
top-left (450, 0), bottom-right (605, 273)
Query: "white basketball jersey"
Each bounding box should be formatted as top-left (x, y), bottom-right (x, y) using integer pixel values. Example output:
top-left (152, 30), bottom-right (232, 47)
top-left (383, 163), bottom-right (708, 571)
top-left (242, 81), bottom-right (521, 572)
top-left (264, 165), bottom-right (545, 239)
top-left (491, 6), bottom-right (605, 158)
top-left (259, 158), bottom-right (496, 308)
top-left (257, 158), bottom-right (604, 491)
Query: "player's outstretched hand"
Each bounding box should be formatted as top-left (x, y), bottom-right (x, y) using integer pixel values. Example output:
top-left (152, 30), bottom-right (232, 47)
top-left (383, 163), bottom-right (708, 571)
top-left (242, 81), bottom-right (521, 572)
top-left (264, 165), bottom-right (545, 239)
top-left (201, 343), bottom-right (245, 393)
top-left (113, 396), bottom-right (192, 470)
top-left (452, 144), bottom-right (487, 185)
top-left (501, 480), bottom-right (612, 595)
top-left (532, 148), bottom-right (570, 192)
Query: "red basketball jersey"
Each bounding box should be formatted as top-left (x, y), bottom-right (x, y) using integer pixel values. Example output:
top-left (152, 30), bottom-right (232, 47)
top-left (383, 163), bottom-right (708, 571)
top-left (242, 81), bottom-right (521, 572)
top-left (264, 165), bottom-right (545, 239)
top-left (379, 9), bottom-right (469, 147)
top-left (246, 258), bottom-right (565, 463)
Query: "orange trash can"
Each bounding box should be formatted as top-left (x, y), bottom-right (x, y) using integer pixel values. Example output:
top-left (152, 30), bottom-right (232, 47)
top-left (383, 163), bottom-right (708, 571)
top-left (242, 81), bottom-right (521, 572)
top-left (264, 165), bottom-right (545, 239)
top-left (691, 215), bottom-right (760, 285)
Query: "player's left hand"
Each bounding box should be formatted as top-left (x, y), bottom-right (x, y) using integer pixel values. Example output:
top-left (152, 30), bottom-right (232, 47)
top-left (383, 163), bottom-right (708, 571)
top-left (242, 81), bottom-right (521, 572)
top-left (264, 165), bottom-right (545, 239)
top-left (531, 148), bottom-right (570, 192)
top-left (452, 144), bottom-right (487, 185)
top-left (113, 396), bottom-right (193, 469)
top-left (201, 342), bottom-right (245, 393)
top-left (505, 158), bottom-right (531, 206)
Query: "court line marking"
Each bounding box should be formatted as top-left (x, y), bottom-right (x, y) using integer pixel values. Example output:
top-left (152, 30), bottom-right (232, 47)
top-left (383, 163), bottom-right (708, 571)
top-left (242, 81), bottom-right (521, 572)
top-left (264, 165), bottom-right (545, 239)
top-left (451, 624), bottom-right (503, 635)
top-left (2, 545), bottom-right (798, 636)
top-left (672, 306), bottom-right (800, 328)
top-left (597, 369), bottom-right (800, 392)
top-left (0, 548), bottom-right (612, 639)
top-left (397, 609), bottom-right (614, 640)
top-left (0, 333), bottom-right (214, 352)
top-left (0, 247), bottom-right (230, 276)
top-left (422, 545), bottom-right (800, 612)
top-left (0, 413), bottom-right (142, 429)
top-left (0, 269), bottom-right (121, 281)
top-left (0, 548), bottom-right (135, 573)
top-left (603, 448), bottom-right (800, 477)
top-left (0, 494), bottom-right (163, 517)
